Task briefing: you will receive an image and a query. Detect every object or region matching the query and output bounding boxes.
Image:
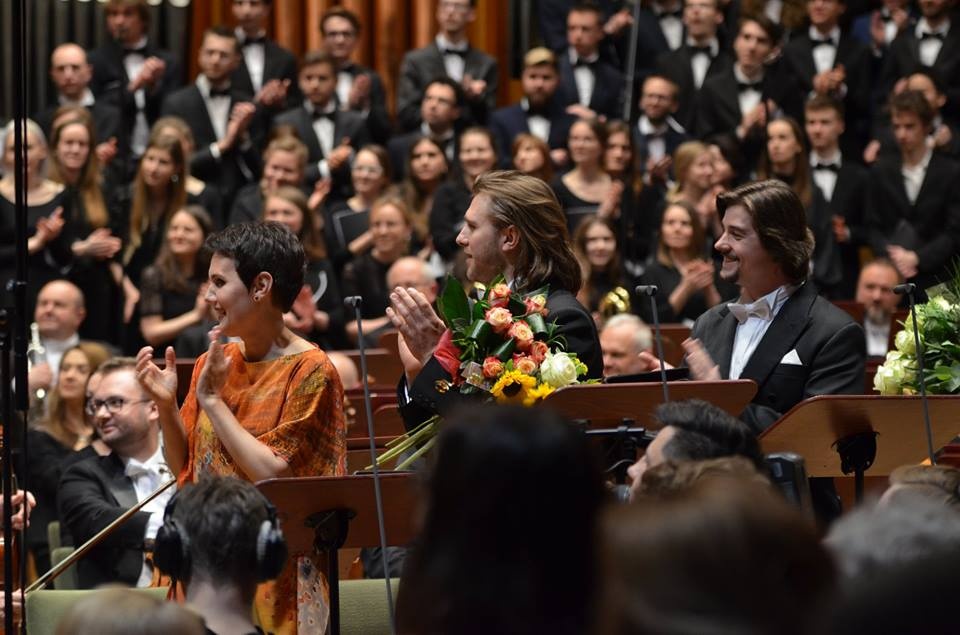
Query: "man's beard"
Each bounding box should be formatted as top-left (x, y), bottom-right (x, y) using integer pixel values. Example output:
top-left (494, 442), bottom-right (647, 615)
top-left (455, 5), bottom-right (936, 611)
top-left (865, 305), bottom-right (890, 325)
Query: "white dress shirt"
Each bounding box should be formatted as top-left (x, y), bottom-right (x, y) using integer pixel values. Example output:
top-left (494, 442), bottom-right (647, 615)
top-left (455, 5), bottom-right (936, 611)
top-left (810, 149), bottom-right (842, 203)
top-left (734, 65), bottom-right (763, 120)
top-left (916, 18), bottom-right (949, 67)
top-left (688, 37), bottom-right (719, 89)
top-left (124, 445), bottom-right (175, 587)
top-left (41, 334), bottom-right (80, 387)
top-left (522, 98), bottom-right (551, 142)
top-left (809, 25), bottom-right (840, 74)
top-left (309, 100), bottom-right (338, 179)
top-left (237, 28), bottom-right (267, 93)
top-left (437, 34), bottom-right (468, 82)
top-left (729, 285), bottom-right (796, 380)
top-left (902, 148), bottom-right (932, 205)
top-left (569, 49), bottom-right (599, 107)
top-left (196, 75), bottom-right (231, 142)
top-left (864, 317), bottom-right (891, 357)
top-left (122, 36), bottom-right (150, 156)
top-left (654, 3), bottom-right (684, 50)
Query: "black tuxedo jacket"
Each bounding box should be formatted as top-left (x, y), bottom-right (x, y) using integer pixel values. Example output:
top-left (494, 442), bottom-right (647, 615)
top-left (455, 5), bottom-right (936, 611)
top-left (398, 286), bottom-right (603, 430)
top-left (273, 105), bottom-right (370, 191)
top-left (397, 42), bottom-right (498, 131)
top-left (338, 63), bottom-right (394, 145)
top-left (822, 160), bottom-right (870, 298)
top-left (881, 25), bottom-right (960, 117)
top-left (488, 102), bottom-right (576, 167)
top-left (690, 281), bottom-right (866, 433)
top-left (866, 153), bottom-right (960, 291)
top-left (160, 84), bottom-right (263, 202)
top-left (655, 46), bottom-right (733, 132)
top-left (88, 39), bottom-right (181, 136)
top-left (58, 453), bottom-right (152, 589)
top-left (631, 120), bottom-right (689, 178)
top-left (231, 38), bottom-right (301, 113)
top-left (555, 54), bottom-right (625, 121)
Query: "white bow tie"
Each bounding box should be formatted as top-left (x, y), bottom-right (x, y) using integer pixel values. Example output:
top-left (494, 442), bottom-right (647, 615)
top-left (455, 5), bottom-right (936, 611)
top-left (728, 299), bottom-right (772, 324)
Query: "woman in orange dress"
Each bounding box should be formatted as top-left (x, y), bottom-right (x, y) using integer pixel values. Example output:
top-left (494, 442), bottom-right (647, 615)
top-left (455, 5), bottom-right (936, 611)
top-left (135, 221), bottom-right (346, 634)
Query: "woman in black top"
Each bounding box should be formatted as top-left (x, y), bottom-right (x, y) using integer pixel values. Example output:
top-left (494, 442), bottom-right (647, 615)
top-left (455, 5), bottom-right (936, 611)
top-left (573, 215), bottom-right (634, 324)
top-left (551, 118), bottom-right (620, 229)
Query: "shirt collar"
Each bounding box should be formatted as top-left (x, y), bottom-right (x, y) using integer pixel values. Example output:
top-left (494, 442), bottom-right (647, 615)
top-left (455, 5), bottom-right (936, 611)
top-left (568, 48), bottom-right (599, 65)
top-left (917, 17), bottom-right (950, 37)
top-left (306, 99), bottom-right (337, 116)
top-left (436, 34), bottom-right (468, 52)
top-left (808, 25), bottom-right (841, 42)
top-left (420, 122), bottom-right (454, 141)
top-left (685, 36), bottom-right (719, 56)
top-left (810, 149), bottom-right (842, 166)
top-left (42, 334), bottom-right (80, 354)
top-left (733, 64), bottom-right (763, 84)
top-left (59, 89), bottom-right (96, 108)
top-left (123, 444), bottom-right (167, 477)
top-left (904, 148), bottom-right (934, 173)
top-left (196, 74), bottom-right (230, 98)
top-left (733, 283), bottom-right (797, 315)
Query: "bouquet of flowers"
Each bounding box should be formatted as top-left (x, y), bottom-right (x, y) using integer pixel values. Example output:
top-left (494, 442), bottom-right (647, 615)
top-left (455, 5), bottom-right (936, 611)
top-left (373, 275), bottom-right (593, 469)
top-left (874, 269), bottom-right (960, 395)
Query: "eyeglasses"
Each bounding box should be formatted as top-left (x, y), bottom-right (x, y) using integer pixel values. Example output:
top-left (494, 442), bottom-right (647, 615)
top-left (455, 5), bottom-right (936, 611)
top-left (86, 397), bottom-right (151, 416)
top-left (352, 164), bottom-right (384, 176)
top-left (324, 30), bottom-right (356, 40)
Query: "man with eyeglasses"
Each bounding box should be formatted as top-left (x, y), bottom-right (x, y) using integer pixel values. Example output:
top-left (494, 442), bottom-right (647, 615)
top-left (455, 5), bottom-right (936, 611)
top-left (58, 358), bottom-right (175, 589)
top-left (320, 7), bottom-right (393, 145)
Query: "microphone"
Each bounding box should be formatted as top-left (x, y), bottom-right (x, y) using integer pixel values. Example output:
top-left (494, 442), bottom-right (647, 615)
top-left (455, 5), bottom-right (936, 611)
top-left (635, 285), bottom-right (670, 402)
top-left (343, 296), bottom-right (398, 632)
top-left (894, 283), bottom-right (936, 465)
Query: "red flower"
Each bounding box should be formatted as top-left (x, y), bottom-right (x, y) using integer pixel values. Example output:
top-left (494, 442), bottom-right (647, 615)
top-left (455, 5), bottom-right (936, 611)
top-left (513, 354), bottom-right (539, 375)
top-left (524, 294), bottom-right (548, 316)
top-left (508, 321), bottom-right (534, 351)
top-left (529, 340), bottom-right (549, 364)
top-left (482, 356), bottom-right (504, 378)
top-left (485, 307), bottom-right (513, 333)
top-left (488, 283), bottom-right (512, 309)
top-left (433, 329), bottom-right (463, 384)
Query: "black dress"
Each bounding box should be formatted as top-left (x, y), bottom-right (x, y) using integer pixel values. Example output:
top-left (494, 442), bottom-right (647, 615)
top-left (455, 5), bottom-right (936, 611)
top-left (429, 178), bottom-right (471, 262)
top-left (21, 428), bottom-right (77, 574)
top-left (304, 258), bottom-right (346, 350)
top-left (138, 264), bottom-right (206, 351)
top-left (0, 190), bottom-right (72, 316)
top-left (637, 260), bottom-right (738, 324)
top-left (323, 200), bottom-right (368, 274)
top-left (340, 252), bottom-right (393, 319)
top-left (550, 176), bottom-right (601, 233)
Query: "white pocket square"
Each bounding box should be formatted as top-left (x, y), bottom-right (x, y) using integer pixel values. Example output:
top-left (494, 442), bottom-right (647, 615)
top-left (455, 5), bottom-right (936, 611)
top-left (780, 349), bottom-right (803, 366)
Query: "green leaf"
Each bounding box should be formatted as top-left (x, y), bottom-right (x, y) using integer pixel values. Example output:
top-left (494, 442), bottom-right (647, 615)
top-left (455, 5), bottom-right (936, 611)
top-left (508, 295), bottom-right (527, 316)
top-left (466, 319), bottom-right (492, 348)
top-left (493, 338), bottom-right (516, 361)
top-left (437, 275), bottom-right (470, 328)
top-left (526, 313), bottom-right (547, 336)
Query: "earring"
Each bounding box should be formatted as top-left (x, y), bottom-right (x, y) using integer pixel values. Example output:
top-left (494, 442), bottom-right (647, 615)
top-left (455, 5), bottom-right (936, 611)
top-left (170, 174), bottom-right (179, 183)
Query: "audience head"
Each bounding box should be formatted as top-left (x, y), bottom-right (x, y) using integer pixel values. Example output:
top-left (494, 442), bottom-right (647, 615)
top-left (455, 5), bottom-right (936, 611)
top-left (369, 196), bottom-right (413, 261)
top-left (56, 587), bottom-right (204, 635)
top-left (320, 7), bottom-right (362, 62)
top-left (49, 43), bottom-right (93, 101)
top-left (260, 135), bottom-right (308, 192)
top-left (397, 404), bottom-right (604, 635)
top-left (715, 179), bottom-right (814, 292)
top-left (568, 117), bottom-right (607, 170)
top-left (466, 170), bottom-right (582, 293)
top-left (89, 358), bottom-right (159, 460)
top-left (511, 133), bottom-right (553, 183)
top-left (157, 205), bottom-right (214, 282)
top-left (155, 474), bottom-right (287, 597)
top-left (804, 94), bottom-right (845, 153)
top-left (856, 258), bottom-right (901, 324)
top-left (574, 215), bottom-right (620, 277)
top-left (764, 115), bottom-right (808, 175)
top-left (889, 90), bottom-right (935, 156)
top-left (457, 126), bottom-right (497, 181)
top-left (153, 116), bottom-right (198, 159)
top-left (1, 119), bottom-right (48, 179)
top-left (807, 0), bottom-right (845, 30)
top-left (658, 200), bottom-right (706, 265)
top-left (684, 0), bottom-right (724, 41)
top-left (231, 0), bottom-right (272, 34)
top-left (917, 0), bottom-right (951, 20)
top-left (263, 185), bottom-right (326, 261)
top-left (104, 0), bottom-right (150, 45)
top-left (566, 2), bottom-right (605, 56)
top-left (627, 399), bottom-right (765, 497)
top-left (198, 26), bottom-right (240, 83)
top-left (50, 112), bottom-right (97, 181)
top-left (138, 132), bottom-right (187, 195)
top-left (904, 69), bottom-right (948, 115)
top-left (421, 78), bottom-right (463, 132)
top-left (387, 256), bottom-right (438, 303)
top-left (598, 478), bottom-right (834, 635)
top-left (673, 140), bottom-right (714, 198)
top-left (706, 133), bottom-right (745, 187)
top-left (43, 342), bottom-right (112, 446)
top-left (603, 120), bottom-right (634, 178)
top-left (205, 221), bottom-right (306, 317)
top-left (521, 47), bottom-right (560, 107)
top-left (407, 136), bottom-right (449, 190)
top-left (299, 50), bottom-right (338, 107)
top-left (639, 75), bottom-right (679, 125)
top-left (635, 455), bottom-right (771, 499)
top-left (734, 16), bottom-right (780, 73)
top-left (351, 145), bottom-right (392, 198)
top-left (35, 280), bottom-right (86, 340)
top-left (600, 313), bottom-right (653, 377)
top-left (881, 464), bottom-right (960, 508)
top-left (435, 0), bottom-right (476, 37)
top-left (326, 351), bottom-right (361, 391)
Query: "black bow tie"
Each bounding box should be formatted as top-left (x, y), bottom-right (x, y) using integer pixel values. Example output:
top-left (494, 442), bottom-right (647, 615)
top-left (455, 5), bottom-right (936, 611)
top-left (208, 86), bottom-right (231, 98)
top-left (312, 109), bottom-right (336, 121)
top-left (658, 9), bottom-right (683, 19)
top-left (737, 80), bottom-right (762, 92)
top-left (242, 35), bottom-right (267, 47)
top-left (813, 162), bottom-right (840, 172)
top-left (574, 57), bottom-right (598, 68)
top-left (879, 11), bottom-right (893, 22)
top-left (441, 48), bottom-right (468, 58)
top-left (526, 103), bottom-right (550, 117)
top-left (919, 31), bottom-right (945, 41)
top-left (124, 46), bottom-right (147, 56)
top-left (811, 37), bottom-right (836, 48)
top-left (688, 44), bottom-right (713, 56)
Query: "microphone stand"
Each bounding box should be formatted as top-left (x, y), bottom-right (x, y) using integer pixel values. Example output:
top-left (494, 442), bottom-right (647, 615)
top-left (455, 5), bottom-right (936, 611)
top-left (636, 285), bottom-right (670, 402)
top-left (895, 283), bottom-right (936, 465)
top-left (344, 297), bottom-right (397, 635)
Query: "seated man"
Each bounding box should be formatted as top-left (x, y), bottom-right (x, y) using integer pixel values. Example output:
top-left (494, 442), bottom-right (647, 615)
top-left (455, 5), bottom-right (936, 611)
top-left (28, 280), bottom-right (88, 420)
top-left (626, 399), bottom-right (766, 499)
top-left (856, 257), bottom-right (902, 358)
top-left (154, 475), bottom-right (287, 635)
top-left (599, 313), bottom-right (653, 378)
top-left (58, 358), bottom-right (175, 589)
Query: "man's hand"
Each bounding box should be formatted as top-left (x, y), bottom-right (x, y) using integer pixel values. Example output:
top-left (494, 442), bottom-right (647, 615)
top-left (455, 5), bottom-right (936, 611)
top-left (9, 490), bottom-right (35, 531)
top-left (386, 287), bottom-right (446, 381)
top-left (96, 137), bottom-right (119, 166)
top-left (646, 156), bottom-right (673, 185)
top-left (566, 104), bottom-right (599, 121)
top-left (604, 8), bottom-right (634, 35)
top-left (862, 139), bottom-right (881, 164)
top-left (219, 102), bottom-right (257, 153)
top-left (887, 245), bottom-right (919, 279)
top-left (462, 73), bottom-right (487, 100)
top-left (135, 345), bottom-right (179, 409)
top-left (348, 74), bottom-right (372, 109)
top-left (256, 78), bottom-right (290, 109)
top-left (327, 137), bottom-right (353, 171)
top-left (130, 56), bottom-right (166, 92)
top-left (682, 338), bottom-right (721, 381)
top-left (28, 362), bottom-right (53, 396)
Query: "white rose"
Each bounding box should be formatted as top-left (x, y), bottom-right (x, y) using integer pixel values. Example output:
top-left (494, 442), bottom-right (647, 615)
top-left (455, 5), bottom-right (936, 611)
top-left (894, 329), bottom-right (915, 356)
top-left (873, 363), bottom-right (902, 395)
top-left (933, 296), bottom-right (952, 311)
top-left (540, 352), bottom-right (579, 388)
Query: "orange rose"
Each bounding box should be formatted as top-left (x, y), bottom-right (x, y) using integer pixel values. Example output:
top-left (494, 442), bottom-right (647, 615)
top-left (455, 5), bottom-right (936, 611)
top-left (485, 307), bottom-right (513, 333)
top-left (529, 340), bottom-right (549, 364)
top-left (482, 356), bottom-right (504, 379)
top-left (508, 321), bottom-right (534, 350)
top-left (525, 294), bottom-right (548, 316)
top-left (513, 354), bottom-right (539, 375)
top-left (488, 283), bottom-right (512, 309)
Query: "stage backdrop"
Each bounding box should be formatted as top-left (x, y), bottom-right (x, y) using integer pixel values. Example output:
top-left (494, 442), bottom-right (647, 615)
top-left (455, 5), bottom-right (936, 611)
top-left (0, 0), bottom-right (524, 124)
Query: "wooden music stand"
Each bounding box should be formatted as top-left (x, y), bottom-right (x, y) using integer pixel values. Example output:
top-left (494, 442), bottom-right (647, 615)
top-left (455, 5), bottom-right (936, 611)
top-left (256, 474), bottom-right (419, 635)
top-left (544, 380), bottom-right (758, 427)
top-left (760, 395), bottom-right (960, 500)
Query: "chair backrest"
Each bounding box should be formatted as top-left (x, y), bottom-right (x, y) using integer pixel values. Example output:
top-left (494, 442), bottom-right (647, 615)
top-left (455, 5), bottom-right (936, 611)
top-left (49, 547), bottom-right (79, 591)
top-left (25, 587), bottom-right (169, 635)
top-left (340, 578), bottom-right (399, 635)
top-left (46, 521), bottom-right (61, 553)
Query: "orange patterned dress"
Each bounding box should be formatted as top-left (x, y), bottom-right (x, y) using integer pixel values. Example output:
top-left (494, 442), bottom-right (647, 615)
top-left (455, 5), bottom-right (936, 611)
top-left (178, 343), bottom-right (347, 634)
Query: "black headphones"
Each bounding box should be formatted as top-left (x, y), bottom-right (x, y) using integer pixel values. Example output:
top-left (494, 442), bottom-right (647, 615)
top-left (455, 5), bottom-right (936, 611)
top-left (154, 489), bottom-right (288, 584)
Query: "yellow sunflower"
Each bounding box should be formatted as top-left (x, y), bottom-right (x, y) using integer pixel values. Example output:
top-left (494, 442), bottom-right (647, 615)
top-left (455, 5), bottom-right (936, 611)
top-left (490, 370), bottom-right (537, 405)
top-left (523, 383), bottom-right (556, 407)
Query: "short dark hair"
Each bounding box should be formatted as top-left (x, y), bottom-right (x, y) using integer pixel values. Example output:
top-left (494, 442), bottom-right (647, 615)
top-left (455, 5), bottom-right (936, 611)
top-left (171, 475), bottom-right (275, 594)
top-left (205, 222), bottom-right (305, 312)
top-left (716, 180), bottom-right (814, 283)
top-left (426, 76), bottom-right (465, 109)
top-left (569, 1), bottom-right (604, 21)
top-left (805, 93), bottom-right (845, 119)
top-left (889, 89), bottom-right (935, 127)
top-left (655, 399), bottom-right (766, 471)
top-left (738, 14), bottom-right (783, 44)
top-left (300, 49), bottom-right (337, 73)
top-left (320, 6), bottom-right (361, 35)
top-left (202, 25), bottom-right (240, 54)
top-left (907, 67), bottom-right (947, 94)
